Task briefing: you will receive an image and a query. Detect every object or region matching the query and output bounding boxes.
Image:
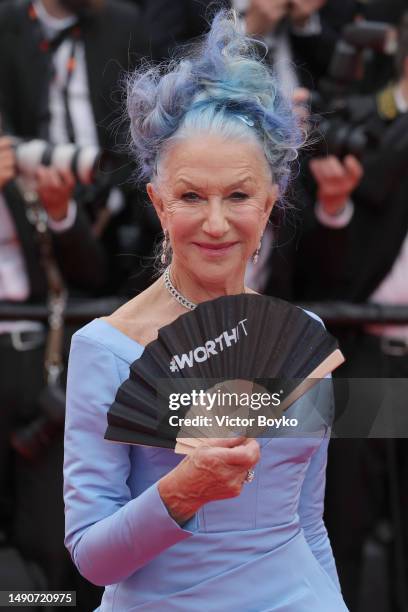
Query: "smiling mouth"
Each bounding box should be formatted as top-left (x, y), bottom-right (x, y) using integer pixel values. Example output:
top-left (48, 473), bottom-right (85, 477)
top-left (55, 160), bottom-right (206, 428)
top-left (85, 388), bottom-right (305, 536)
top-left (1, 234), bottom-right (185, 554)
top-left (193, 242), bottom-right (238, 251)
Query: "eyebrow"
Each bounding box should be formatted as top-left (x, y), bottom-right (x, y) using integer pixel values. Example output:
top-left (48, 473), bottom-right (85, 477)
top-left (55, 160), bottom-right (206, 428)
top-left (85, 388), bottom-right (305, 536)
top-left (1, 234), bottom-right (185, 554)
top-left (174, 177), bottom-right (255, 190)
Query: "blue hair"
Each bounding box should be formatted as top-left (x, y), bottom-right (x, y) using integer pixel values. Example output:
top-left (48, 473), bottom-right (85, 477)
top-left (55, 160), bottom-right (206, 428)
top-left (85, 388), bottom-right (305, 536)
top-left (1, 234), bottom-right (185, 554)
top-left (127, 10), bottom-right (304, 196)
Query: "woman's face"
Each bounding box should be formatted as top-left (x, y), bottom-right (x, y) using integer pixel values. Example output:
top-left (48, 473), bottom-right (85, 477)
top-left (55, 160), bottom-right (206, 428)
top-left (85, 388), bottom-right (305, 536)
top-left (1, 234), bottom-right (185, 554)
top-left (147, 133), bottom-right (278, 288)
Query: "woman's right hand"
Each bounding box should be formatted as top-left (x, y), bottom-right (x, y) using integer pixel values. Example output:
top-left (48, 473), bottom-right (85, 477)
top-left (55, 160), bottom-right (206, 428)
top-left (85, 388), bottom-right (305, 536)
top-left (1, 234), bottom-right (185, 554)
top-left (158, 437), bottom-right (261, 525)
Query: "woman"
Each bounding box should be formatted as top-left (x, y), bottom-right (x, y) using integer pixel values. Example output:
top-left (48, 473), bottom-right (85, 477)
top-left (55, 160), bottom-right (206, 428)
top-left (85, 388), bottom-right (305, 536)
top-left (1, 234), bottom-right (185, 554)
top-left (64, 12), bottom-right (348, 611)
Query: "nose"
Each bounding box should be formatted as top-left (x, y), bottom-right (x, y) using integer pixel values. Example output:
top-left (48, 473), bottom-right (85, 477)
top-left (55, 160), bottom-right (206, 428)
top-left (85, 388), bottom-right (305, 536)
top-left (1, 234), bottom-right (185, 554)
top-left (202, 197), bottom-right (229, 237)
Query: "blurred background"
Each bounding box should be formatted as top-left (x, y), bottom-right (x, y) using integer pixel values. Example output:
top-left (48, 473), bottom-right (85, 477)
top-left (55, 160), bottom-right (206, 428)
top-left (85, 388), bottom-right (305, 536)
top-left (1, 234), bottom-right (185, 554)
top-left (0, 0), bottom-right (407, 610)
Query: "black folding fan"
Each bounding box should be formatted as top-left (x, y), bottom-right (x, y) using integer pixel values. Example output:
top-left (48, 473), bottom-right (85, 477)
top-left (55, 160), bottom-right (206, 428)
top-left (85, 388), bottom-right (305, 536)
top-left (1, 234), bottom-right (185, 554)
top-left (105, 294), bottom-right (344, 454)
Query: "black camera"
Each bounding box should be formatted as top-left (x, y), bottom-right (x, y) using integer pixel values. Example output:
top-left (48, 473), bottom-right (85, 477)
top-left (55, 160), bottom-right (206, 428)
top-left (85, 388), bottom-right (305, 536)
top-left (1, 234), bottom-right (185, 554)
top-left (312, 21), bottom-right (396, 159)
top-left (326, 21), bottom-right (396, 92)
top-left (311, 92), bottom-right (382, 159)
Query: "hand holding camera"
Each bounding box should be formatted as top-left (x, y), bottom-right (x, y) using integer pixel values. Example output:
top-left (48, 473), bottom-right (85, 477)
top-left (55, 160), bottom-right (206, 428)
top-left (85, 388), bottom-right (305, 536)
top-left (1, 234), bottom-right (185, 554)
top-left (35, 166), bottom-right (75, 222)
top-left (309, 154), bottom-right (363, 216)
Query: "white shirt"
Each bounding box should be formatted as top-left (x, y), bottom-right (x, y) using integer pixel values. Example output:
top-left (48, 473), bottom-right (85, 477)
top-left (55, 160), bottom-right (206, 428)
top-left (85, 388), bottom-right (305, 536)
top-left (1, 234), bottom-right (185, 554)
top-left (0, 193), bottom-right (44, 333)
top-left (0, 194), bottom-right (30, 301)
top-left (33, 0), bottom-right (99, 147)
top-left (35, 1), bottom-right (124, 211)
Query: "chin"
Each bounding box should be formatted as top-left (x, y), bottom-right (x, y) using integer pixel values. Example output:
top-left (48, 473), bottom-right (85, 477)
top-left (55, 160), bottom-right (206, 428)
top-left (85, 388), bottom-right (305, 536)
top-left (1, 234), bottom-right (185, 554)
top-left (191, 258), bottom-right (243, 285)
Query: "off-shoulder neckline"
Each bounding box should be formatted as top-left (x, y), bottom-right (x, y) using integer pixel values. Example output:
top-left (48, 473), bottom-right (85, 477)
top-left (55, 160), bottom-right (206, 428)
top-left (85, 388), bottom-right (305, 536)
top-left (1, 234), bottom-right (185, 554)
top-left (76, 318), bottom-right (145, 364)
top-left (97, 317), bottom-right (146, 348)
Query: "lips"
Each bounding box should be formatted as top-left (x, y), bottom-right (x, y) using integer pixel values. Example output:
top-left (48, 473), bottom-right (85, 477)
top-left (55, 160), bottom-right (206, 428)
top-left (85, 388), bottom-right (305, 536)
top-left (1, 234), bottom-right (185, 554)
top-left (193, 242), bottom-right (238, 250)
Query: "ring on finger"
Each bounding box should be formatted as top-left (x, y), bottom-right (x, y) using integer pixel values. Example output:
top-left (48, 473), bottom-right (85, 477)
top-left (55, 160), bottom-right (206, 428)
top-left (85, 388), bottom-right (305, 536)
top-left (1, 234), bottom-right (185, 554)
top-left (244, 468), bottom-right (255, 484)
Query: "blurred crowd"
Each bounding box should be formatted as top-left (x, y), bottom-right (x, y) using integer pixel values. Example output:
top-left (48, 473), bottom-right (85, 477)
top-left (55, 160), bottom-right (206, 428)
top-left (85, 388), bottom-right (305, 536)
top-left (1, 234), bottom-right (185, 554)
top-left (0, 0), bottom-right (407, 610)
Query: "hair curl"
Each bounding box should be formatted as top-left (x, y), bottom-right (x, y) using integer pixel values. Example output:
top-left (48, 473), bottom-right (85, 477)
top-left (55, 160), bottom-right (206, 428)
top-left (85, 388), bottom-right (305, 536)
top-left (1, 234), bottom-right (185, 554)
top-left (127, 10), bottom-right (305, 198)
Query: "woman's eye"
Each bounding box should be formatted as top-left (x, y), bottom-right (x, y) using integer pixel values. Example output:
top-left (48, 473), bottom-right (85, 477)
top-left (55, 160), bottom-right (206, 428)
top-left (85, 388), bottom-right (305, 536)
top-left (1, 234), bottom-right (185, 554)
top-left (181, 192), bottom-right (201, 202)
top-left (229, 192), bottom-right (249, 201)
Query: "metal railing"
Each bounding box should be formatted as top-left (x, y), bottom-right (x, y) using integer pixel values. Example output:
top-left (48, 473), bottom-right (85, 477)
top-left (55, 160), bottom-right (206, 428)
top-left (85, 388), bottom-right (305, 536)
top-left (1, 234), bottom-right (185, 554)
top-left (1, 299), bottom-right (408, 326)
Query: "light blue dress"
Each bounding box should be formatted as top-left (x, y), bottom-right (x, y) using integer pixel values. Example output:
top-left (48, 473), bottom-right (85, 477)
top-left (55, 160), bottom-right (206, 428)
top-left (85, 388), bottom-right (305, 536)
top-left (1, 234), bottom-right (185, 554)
top-left (64, 318), bottom-right (348, 612)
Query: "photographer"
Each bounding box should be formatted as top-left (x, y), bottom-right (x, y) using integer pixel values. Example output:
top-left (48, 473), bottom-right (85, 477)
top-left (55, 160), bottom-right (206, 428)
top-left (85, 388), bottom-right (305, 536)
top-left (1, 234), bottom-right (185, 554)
top-left (0, 0), bottom-right (157, 296)
top-left (304, 13), bottom-right (408, 312)
top-left (0, 136), bottom-right (108, 292)
top-left (255, 152), bottom-right (363, 301)
top-left (0, 134), bottom-right (108, 604)
top-left (257, 5), bottom-right (407, 304)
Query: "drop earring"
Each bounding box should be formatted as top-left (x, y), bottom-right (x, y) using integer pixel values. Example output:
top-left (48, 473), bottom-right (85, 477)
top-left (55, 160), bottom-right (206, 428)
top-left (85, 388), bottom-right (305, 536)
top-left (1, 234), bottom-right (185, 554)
top-left (161, 229), bottom-right (168, 265)
top-left (252, 236), bottom-right (262, 264)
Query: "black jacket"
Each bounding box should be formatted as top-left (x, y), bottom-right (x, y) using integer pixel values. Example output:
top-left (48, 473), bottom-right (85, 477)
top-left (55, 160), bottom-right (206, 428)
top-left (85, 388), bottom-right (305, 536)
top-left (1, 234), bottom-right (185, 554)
top-left (2, 180), bottom-right (108, 302)
top-left (264, 90), bottom-right (408, 304)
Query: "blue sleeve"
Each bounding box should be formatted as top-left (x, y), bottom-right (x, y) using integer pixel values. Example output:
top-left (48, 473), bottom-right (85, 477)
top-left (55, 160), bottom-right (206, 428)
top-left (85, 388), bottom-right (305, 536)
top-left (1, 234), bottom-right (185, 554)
top-left (298, 380), bottom-right (341, 591)
top-left (64, 333), bottom-right (198, 587)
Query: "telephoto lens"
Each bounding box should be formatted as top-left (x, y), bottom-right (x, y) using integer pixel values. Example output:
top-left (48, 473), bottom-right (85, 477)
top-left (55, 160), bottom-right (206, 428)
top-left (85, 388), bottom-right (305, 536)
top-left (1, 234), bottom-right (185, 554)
top-left (13, 138), bottom-right (103, 185)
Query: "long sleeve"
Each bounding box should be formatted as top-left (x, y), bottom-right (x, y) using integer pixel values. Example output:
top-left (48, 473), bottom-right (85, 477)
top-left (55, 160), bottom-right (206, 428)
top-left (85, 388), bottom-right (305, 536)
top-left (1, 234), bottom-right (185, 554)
top-left (298, 384), bottom-right (341, 591)
top-left (295, 206), bottom-right (352, 301)
top-left (64, 332), bottom-right (197, 587)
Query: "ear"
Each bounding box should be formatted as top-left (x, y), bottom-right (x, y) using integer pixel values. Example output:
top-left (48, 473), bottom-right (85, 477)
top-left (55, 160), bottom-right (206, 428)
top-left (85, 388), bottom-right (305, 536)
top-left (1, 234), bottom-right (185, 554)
top-left (263, 183), bottom-right (279, 220)
top-left (146, 182), bottom-right (166, 228)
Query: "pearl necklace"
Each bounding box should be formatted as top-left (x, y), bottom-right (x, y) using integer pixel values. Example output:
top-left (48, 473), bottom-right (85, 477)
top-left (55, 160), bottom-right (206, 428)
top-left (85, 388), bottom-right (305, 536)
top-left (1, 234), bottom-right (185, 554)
top-left (163, 266), bottom-right (197, 311)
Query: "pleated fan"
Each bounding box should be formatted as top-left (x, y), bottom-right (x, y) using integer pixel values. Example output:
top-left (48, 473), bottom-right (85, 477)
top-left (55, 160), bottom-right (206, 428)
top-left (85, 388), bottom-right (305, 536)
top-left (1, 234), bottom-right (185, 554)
top-left (105, 294), bottom-right (344, 453)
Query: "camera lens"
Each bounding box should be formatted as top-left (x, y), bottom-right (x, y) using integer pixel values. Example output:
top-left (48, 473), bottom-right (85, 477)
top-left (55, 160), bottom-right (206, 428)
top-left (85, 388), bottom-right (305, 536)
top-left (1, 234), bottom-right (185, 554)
top-left (13, 139), bottom-right (103, 185)
top-left (74, 145), bottom-right (101, 184)
top-left (14, 140), bottom-right (51, 177)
